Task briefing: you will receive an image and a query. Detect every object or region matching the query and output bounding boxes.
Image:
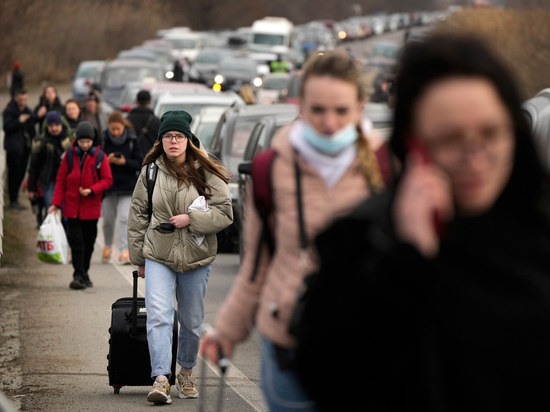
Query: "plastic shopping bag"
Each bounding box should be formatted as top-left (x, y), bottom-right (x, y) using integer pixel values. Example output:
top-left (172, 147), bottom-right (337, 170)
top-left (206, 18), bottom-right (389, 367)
top-left (36, 213), bottom-right (69, 264)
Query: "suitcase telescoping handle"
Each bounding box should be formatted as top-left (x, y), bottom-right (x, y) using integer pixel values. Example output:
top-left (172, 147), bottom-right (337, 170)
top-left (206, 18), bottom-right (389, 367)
top-left (132, 270), bottom-right (139, 336)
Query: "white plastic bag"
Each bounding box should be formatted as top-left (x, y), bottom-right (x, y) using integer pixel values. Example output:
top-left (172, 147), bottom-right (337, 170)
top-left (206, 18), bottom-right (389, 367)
top-left (188, 196), bottom-right (210, 245)
top-left (36, 213), bottom-right (69, 264)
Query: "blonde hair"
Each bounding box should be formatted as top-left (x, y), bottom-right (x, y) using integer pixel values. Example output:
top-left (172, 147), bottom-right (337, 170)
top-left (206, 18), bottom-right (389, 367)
top-left (300, 50), bottom-right (384, 192)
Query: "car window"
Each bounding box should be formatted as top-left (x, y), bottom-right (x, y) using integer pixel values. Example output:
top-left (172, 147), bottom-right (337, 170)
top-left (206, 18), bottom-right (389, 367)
top-left (253, 33), bottom-right (285, 46)
top-left (371, 44), bottom-right (400, 59)
top-left (245, 123), bottom-right (264, 161)
top-left (288, 76), bottom-right (302, 98)
top-left (196, 53), bottom-right (224, 64)
top-left (220, 59), bottom-right (257, 74)
top-left (195, 122), bottom-right (218, 150)
top-left (77, 64), bottom-right (99, 78)
top-left (105, 67), bottom-right (160, 87)
top-left (263, 77), bottom-right (288, 90)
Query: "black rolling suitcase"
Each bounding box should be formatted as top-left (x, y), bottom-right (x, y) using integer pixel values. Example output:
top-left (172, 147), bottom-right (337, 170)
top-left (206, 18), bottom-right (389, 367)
top-left (107, 270), bottom-right (178, 394)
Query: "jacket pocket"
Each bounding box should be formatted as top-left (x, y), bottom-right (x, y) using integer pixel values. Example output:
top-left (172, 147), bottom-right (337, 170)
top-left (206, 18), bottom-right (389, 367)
top-left (144, 229), bottom-right (175, 265)
top-left (185, 230), bottom-right (212, 265)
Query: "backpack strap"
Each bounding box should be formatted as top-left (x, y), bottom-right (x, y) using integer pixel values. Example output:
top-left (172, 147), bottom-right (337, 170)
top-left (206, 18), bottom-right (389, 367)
top-left (249, 149), bottom-right (277, 282)
top-left (146, 162), bottom-right (158, 221)
top-left (65, 149), bottom-right (74, 173)
top-left (95, 148), bottom-right (104, 178)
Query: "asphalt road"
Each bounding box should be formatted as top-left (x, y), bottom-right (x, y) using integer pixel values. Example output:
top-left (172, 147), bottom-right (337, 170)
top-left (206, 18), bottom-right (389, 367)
top-left (0, 26), bottom-right (427, 411)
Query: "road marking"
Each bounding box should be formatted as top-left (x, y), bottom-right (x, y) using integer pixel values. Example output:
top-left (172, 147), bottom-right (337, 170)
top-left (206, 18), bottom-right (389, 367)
top-left (95, 236), bottom-right (268, 411)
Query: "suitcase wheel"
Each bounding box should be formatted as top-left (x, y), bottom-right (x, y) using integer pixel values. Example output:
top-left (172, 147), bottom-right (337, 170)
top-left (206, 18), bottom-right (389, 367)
top-left (113, 385), bottom-right (121, 394)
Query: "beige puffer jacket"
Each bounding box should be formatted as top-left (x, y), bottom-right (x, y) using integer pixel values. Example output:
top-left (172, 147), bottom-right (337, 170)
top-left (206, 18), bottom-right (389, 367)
top-left (127, 157), bottom-right (233, 273)
top-left (215, 126), bottom-right (371, 348)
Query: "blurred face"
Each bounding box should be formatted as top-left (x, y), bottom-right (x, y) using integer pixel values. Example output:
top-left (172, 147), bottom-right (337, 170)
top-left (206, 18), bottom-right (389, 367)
top-left (44, 86), bottom-right (57, 104)
top-left (299, 75), bottom-right (364, 135)
top-left (161, 130), bottom-right (188, 163)
top-left (414, 77), bottom-right (515, 216)
top-left (14, 93), bottom-right (28, 110)
top-left (108, 122), bottom-right (125, 138)
top-left (77, 138), bottom-right (93, 152)
top-left (47, 123), bottom-right (62, 136)
top-left (85, 99), bottom-right (98, 114)
top-left (65, 102), bottom-right (80, 120)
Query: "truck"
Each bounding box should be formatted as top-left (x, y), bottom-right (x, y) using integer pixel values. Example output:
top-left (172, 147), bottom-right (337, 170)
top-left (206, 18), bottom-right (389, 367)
top-left (249, 17), bottom-right (294, 55)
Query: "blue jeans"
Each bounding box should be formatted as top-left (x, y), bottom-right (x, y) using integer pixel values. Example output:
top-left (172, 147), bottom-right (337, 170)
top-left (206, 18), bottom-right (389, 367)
top-left (145, 259), bottom-right (211, 379)
top-left (261, 337), bottom-right (320, 412)
top-left (43, 180), bottom-right (55, 210)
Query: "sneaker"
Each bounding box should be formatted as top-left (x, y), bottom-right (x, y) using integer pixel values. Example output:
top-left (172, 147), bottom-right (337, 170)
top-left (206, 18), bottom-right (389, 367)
top-left (102, 246), bottom-right (113, 263)
top-left (176, 369), bottom-right (198, 399)
top-left (147, 376), bottom-right (172, 405)
top-left (118, 249), bottom-right (131, 265)
top-left (83, 279), bottom-right (93, 288)
top-left (69, 277), bottom-right (87, 290)
top-left (9, 201), bottom-right (27, 210)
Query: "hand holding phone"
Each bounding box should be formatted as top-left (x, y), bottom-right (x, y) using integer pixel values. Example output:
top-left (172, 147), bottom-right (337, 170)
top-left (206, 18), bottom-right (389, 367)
top-left (393, 134), bottom-right (453, 258)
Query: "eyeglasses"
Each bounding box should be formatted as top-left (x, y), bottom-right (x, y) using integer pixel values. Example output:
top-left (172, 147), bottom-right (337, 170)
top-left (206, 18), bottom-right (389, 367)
top-left (162, 134), bottom-right (187, 142)
top-left (423, 123), bottom-right (514, 167)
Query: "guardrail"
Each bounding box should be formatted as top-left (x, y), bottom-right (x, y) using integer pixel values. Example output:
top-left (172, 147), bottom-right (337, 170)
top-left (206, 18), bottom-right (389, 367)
top-left (0, 127), bottom-right (4, 261)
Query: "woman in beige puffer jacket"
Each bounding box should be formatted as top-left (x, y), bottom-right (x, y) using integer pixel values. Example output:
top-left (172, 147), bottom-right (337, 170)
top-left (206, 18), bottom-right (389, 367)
top-left (127, 110), bottom-right (232, 405)
top-left (201, 51), bottom-right (385, 411)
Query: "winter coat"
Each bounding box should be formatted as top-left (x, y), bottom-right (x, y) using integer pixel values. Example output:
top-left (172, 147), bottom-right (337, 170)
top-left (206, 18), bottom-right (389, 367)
top-left (28, 128), bottom-right (73, 193)
top-left (33, 99), bottom-right (64, 131)
top-left (127, 156), bottom-right (233, 273)
top-left (295, 119), bottom-right (550, 411)
top-left (2, 100), bottom-right (36, 154)
top-left (81, 108), bottom-right (108, 133)
top-left (51, 141), bottom-right (113, 220)
top-left (10, 69), bottom-right (24, 97)
top-left (101, 128), bottom-right (143, 195)
top-left (214, 126), bottom-right (371, 348)
top-left (127, 106), bottom-right (160, 156)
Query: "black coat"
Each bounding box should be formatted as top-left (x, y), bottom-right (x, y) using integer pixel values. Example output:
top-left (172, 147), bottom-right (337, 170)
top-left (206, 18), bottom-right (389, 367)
top-left (127, 106), bottom-right (160, 156)
top-left (295, 193), bottom-right (550, 410)
top-left (2, 100), bottom-right (36, 154)
top-left (10, 69), bottom-right (24, 97)
top-left (33, 99), bottom-right (64, 131)
top-left (101, 129), bottom-right (143, 194)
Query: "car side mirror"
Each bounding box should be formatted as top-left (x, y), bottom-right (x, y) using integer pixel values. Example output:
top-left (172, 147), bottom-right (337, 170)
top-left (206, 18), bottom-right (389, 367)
top-left (238, 162), bottom-right (251, 175)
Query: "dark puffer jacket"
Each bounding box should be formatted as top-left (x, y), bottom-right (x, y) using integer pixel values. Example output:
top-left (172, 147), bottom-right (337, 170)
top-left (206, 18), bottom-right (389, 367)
top-left (2, 100), bottom-right (36, 154)
top-left (101, 128), bottom-right (144, 194)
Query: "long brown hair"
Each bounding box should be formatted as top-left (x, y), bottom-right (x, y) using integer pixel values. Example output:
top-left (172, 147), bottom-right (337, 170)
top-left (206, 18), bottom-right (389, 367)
top-left (299, 50), bottom-right (384, 192)
top-left (108, 110), bottom-right (133, 130)
top-left (143, 137), bottom-right (232, 200)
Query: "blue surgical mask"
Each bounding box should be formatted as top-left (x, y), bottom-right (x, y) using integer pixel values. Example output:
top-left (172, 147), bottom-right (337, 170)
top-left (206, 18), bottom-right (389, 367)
top-left (303, 122), bottom-right (359, 155)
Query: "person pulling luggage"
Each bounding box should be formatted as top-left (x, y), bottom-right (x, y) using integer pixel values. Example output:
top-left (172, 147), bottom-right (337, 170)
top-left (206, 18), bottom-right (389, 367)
top-left (127, 110), bottom-right (233, 405)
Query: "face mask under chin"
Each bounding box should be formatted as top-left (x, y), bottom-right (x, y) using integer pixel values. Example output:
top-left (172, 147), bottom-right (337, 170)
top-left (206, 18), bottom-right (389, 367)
top-left (303, 122), bottom-right (359, 155)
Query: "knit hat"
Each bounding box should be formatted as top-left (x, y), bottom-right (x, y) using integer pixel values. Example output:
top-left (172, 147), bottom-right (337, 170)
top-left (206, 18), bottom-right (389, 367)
top-left (46, 111), bottom-right (62, 125)
top-left (75, 121), bottom-right (96, 141)
top-left (158, 110), bottom-right (192, 140)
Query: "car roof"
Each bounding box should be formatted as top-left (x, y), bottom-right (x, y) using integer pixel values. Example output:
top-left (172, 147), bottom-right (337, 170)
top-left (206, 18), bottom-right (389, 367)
top-left (157, 90), bottom-right (243, 104)
top-left (228, 103), bottom-right (298, 119)
top-left (107, 59), bottom-right (163, 68)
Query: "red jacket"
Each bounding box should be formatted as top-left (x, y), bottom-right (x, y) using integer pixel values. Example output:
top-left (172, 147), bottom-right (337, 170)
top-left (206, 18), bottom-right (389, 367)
top-left (51, 142), bottom-right (113, 220)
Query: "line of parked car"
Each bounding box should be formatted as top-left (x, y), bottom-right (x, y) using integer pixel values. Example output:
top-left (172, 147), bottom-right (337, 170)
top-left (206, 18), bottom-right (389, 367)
top-left (69, 7), bottom-right (456, 253)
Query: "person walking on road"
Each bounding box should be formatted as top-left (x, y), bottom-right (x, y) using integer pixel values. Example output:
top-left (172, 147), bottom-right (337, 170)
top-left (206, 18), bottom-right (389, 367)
top-left (64, 99), bottom-right (82, 135)
top-left (9, 61), bottom-right (24, 99)
top-left (48, 122), bottom-right (113, 290)
top-left (201, 50), bottom-right (384, 412)
top-left (127, 90), bottom-right (160, 156)
top-left (33, 83), bottom-right (64, 132)
top-left (81, 90), bottom-right (108, 133)
top-left (294, 33), bottom-right (550, 411)
top-left (127, 110), bottom-right (233, 405)
top-left (2, 88), bottom-right (36, 210)
top-left (101, 111), bottom-right (143, 265)
top-left (27, 111), bottom-right (73, 210)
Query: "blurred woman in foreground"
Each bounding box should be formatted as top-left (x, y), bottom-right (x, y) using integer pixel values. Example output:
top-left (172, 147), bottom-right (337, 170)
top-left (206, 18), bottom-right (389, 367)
top-left (294, 33), bottom-right (550, 411)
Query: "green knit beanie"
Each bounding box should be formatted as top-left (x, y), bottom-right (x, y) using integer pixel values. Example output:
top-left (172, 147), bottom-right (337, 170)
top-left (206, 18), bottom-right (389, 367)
top-left (158, 110), bottom-right (193, 140)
